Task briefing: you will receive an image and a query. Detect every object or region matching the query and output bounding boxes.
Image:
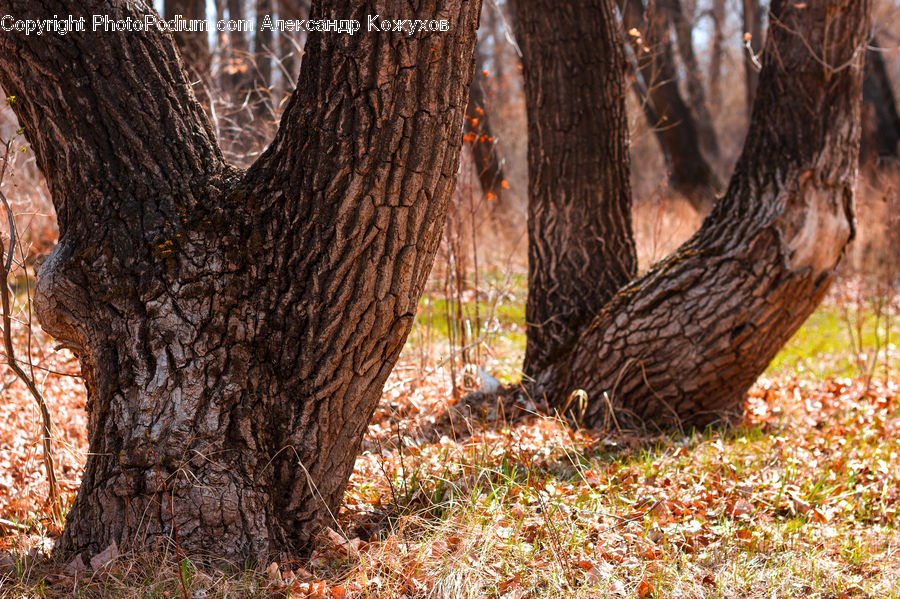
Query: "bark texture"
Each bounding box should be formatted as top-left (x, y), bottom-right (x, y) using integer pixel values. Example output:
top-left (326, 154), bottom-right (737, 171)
top-left (508, 0), bottom-right (637, 378)
top-left (535, 0), bottom-right (869, 429)
top-left (861, 37), bottom-right (900, 160)
top-left (617, 0), bottom-right (720, 212)
top-left (0, 0), bottom-right (481, 560)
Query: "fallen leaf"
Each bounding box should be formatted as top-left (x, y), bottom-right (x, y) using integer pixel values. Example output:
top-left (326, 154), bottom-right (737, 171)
top-left (636, 578), bottom-right (654, 597)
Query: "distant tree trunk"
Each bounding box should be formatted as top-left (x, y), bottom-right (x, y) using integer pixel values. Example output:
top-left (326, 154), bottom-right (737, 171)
top-left (0, 0), bottom-right (482, 561)
top-left (861, 38), bottom-right (900, 161)
top-left (531, 0), bottom-right (869, 429)
top-left (254, 0), bottom-right (275, 117)
top-left (742, 0), bottom-right (763, 117)
top-left (278, 0), bottom-right (311, 95)
top-left (465, 44), bottom-right (508, 208)
top-left (617, 0), bottom-right (720, 212)
top-left (708, 0), bottom-right (726, 112)
top-left (665, 0), bottom-right (719, 161)
top-left (165, 0), bottom-right (210, 77)
top-left (508, 0), bottom-right (637, 378)
top-left (224, 0), bottom-right (251, 94)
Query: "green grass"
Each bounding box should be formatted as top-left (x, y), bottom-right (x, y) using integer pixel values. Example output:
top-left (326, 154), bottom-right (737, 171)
top-left (768, 300), bottom-right (895, 379)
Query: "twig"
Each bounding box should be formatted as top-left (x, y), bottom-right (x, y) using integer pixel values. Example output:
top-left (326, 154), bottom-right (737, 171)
top-left (0, 149), bottom-right (62, 524)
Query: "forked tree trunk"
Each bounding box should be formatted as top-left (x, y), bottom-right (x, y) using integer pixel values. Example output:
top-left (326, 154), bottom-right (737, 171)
top-left (165, 0), bottom-right (210, 76)
top-left (742, 0), bottom-right (763, 117)
top-left (616, 0), bottom-right (720, 212)
top-left (0, 0), bottom-right (481, 560)
top-left (532, 0), bottom-right (869, 429)
top-left (508, 0), bottom-right (637, 378)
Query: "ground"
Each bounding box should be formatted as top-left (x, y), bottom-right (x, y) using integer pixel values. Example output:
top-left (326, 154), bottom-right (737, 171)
top-left (0, 270), bottom-right (896, 598)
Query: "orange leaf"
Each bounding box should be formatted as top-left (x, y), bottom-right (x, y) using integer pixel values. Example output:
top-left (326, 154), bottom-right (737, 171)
top-left (636, 579), bottom-right (655, 597)
top-left (331, 585), bottom-right (347, 599)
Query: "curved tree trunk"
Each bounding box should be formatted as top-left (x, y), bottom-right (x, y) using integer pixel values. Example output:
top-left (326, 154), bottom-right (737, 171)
top-left (533, 0), bottom-right (869, 429)
top-left (616, 0), bottom-right (720, 212)
top-left (508, 0), bottom-right (637, 379)
top-left (0, 0), bottom-right (482, 561)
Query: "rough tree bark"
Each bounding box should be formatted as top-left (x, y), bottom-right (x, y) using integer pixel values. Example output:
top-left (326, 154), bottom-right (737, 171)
top-left (861, 37), bottom-right (900, 160)
top-left (742, 0), bottom-right (763, 117)
top-left (0, 0), bottom-right (482, 560)
top-left (508, 0), bottom-right (637, 378)
top-left (464, 43), bottom-right (507, 207)
top-left (165, 0), bottom-right (210, 76)
top-left (530, 0), bottom-right (869, 429)
top-left (616, 0), bottom-right (720, 212)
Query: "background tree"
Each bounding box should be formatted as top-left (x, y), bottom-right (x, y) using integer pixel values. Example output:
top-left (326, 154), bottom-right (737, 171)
top-left (464, 43), bottom-right (508, 210)
top-left (742, 0), bottom-right (763, 115)
top-left (616, 0), bottom-right (721, 212)
top-left (861, 37), bottom-right (900, 161)
top-left (165, 0), bottom-right (210, 77)
top-left (708, 0), bottom-right (727, 112)
top-left (0, 0), bottom-right (482, 560)
top-left (522, 0), bottom-right (870, 428)
top-left (253, 0), bottom-right (275, 117)
top-left (665, 0), bottom-right (720, 162)
top-left (507, 0), bottom-right (637, 378)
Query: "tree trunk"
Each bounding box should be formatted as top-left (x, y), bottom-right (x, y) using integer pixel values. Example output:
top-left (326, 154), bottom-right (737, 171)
top-left (165, 0), bottom-right (210, 77)
top-left (0, 0), bottom-right (482, 561)
top-left (508, 0), bottom-right (637, 378)
top-left (533, 0), bottom-right (869, 429)
top-left (278, 0), bottom-right (311, 95)
top-left (861, 37), bottom-right (900, 161)
top-left (224, 0), bottom-right (251, 94)
top-left (465, 44), bottom-right (507, 207)
top-left (742, 0), bottom-right (763, 117)
top-left (616, 0), bottom-right (720, 212)
top-left (708, 0), bottom-right (726, 112)
top-left (665, 0), bottom-right (719, 161)
top-left (254, 0), bottom-right (275, 117)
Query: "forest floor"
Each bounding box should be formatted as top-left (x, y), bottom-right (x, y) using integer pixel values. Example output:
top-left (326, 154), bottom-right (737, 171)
top-left (0, 275), bottom-right (897, 598)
